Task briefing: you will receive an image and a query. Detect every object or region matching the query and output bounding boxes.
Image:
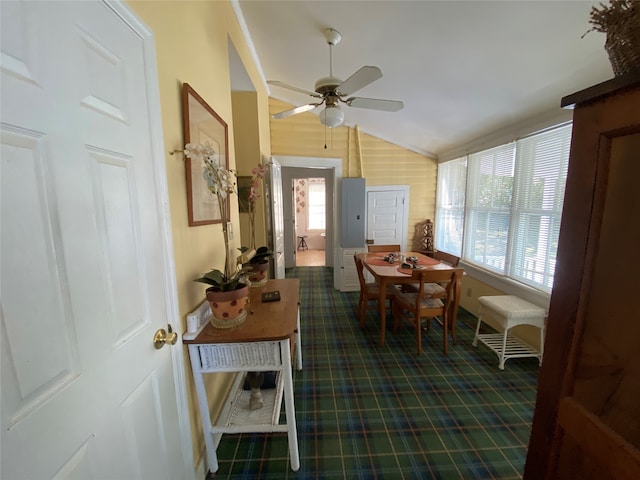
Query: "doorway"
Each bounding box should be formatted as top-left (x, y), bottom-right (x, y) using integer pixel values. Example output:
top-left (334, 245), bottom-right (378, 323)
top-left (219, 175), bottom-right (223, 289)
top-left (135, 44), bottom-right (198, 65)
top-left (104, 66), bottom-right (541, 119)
top-left (272, 156), bottom-right (342, 289)
top-left (294, 177), bottom-right (326, 266)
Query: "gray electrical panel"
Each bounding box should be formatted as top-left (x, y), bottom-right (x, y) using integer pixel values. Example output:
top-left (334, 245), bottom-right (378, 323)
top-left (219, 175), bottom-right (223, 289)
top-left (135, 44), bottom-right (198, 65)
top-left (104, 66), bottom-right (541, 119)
top-left (341, 178), bottom-right (366, 248)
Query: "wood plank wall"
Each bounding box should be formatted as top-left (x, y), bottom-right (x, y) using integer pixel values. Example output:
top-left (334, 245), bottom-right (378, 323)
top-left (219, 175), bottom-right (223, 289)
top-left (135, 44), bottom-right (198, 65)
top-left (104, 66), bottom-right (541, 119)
top-left (269, 98), bottom-right (438, 244)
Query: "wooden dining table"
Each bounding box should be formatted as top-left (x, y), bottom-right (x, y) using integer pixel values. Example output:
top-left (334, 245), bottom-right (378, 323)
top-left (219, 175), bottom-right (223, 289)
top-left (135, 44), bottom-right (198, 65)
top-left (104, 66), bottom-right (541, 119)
top-left (356, 251), bottom-right (464, 346)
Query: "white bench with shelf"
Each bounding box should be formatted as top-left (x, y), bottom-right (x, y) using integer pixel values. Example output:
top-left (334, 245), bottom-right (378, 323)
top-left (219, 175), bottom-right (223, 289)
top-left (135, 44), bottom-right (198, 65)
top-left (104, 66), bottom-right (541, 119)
top-left (472, 295), bottom-right (545, 370)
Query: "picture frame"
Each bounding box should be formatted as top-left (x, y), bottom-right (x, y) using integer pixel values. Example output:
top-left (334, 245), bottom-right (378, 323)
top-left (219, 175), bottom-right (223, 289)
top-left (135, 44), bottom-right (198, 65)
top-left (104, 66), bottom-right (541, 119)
top-left (183, 83), bottom-right (229, 226)
top-left (237, 176), bottom-right (252, 213)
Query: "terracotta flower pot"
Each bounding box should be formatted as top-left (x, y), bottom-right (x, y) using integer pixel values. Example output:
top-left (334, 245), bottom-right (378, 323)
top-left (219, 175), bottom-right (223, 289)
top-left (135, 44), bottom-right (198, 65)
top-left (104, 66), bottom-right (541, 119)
top-left (245, 260), bottom-right (269, 287)
top-left (206, 283), bottom-right (250, 328)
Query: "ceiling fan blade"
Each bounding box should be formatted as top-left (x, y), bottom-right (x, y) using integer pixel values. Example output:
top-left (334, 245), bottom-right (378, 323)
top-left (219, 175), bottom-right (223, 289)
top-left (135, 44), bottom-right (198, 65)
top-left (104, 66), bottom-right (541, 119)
top-left (267, 80), bottom-right (321, 98)
top-left (346, 97), bottom-right (404, 112)
top-left (272, 103), bottom-right (321, 119)
top-left (336, 66), bottom-right (383, 96)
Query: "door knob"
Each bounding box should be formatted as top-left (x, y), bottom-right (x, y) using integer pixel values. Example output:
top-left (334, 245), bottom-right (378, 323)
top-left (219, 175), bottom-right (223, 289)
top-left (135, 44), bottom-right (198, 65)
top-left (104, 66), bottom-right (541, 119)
top-left (153, 325), bottom-right (178, 349)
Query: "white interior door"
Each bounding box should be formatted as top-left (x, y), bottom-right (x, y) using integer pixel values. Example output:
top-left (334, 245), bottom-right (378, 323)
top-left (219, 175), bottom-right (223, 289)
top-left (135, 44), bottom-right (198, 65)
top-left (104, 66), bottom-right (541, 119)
top-left (1, 2), bottom-right (189, 479)
top-left (366, 187), bottom-right (409, 249)
top-left (269, 159), bottom-right (285, 278)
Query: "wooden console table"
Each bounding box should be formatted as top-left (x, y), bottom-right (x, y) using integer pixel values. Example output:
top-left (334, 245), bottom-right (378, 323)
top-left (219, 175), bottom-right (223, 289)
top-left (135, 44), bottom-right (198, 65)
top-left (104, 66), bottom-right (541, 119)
top-left (183, 278), bottom-right (302, 474)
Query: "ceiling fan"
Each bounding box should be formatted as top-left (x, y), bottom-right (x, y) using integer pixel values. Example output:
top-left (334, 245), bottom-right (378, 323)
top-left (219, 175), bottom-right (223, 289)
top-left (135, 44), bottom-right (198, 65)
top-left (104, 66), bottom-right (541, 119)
top-left (268, 28), bottom-right (404, 128)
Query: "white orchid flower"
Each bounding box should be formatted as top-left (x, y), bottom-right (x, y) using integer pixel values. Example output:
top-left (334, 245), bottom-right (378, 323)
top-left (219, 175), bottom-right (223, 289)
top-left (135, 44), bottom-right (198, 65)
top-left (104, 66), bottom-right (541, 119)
top-left (184, 142), bottom-right (239, 284)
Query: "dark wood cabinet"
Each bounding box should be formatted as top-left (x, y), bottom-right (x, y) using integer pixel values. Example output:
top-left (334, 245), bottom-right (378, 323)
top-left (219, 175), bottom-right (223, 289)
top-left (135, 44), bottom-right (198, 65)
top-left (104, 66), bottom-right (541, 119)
top-left (525, 72), bottom-right (640, 479)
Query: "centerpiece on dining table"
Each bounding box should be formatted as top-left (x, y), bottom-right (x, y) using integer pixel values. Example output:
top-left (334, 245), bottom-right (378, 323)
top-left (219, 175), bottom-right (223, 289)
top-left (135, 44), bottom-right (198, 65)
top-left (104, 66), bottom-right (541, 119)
top-left (382, 252), bottom-right (420, 269)
top-left (382, 252), bottom-right (401, 264)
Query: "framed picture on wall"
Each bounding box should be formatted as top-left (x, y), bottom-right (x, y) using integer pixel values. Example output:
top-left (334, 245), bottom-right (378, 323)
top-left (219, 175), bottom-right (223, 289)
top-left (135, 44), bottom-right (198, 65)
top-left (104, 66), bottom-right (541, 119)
top-left (237, 176), bottom-right (251, 213)
top-left (182, 83), bottom-right (229, 226)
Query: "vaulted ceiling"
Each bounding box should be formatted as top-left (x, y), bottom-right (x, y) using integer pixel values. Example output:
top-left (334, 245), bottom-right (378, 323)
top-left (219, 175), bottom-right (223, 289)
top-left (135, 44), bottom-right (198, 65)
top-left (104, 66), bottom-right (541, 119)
top-left (234, 0), bottom-right (612, 158)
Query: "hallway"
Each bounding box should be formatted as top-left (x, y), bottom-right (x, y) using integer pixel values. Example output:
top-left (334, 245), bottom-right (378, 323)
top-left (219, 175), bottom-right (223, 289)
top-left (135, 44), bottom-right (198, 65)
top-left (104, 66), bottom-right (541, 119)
top-left (296, 249), bottom-right (325, 267)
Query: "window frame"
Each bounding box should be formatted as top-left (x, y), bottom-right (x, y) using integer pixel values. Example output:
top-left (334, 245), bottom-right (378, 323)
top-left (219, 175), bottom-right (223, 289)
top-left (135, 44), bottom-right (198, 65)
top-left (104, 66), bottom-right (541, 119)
top-left (306, 180), bottom-right (326, 231)
top-left (435, 122), bottom-right (572, 295)
top-left (435, 158), bottom-right (467, 257)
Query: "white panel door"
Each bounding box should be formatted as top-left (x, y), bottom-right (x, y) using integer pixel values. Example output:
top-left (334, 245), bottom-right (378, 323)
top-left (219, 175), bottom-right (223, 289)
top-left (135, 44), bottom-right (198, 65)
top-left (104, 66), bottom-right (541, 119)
top-left (1, 2), bottom-right (188, 479)
top-left (366, 188), bottom-right (408, 248)
top-left (269, 159), bottom-right (285, 278)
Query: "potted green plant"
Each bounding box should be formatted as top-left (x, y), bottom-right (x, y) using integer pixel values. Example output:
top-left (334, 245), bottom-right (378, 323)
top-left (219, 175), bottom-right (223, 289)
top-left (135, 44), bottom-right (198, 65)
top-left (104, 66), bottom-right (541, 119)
top-left (238, 246), bottom-right (273, 286)
top-left (193, 267), bottom-right (250, 292)
top-left (185, 142), bottom-right (250, 328)
top-left (193, 266), bottom-right (251, 329)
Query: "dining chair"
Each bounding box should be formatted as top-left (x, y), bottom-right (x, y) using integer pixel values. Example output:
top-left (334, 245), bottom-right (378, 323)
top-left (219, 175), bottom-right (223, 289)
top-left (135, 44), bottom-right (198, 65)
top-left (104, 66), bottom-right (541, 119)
top-left (392, 269), bottom-right (459, 355)
top-left (404, 249), bottom-right (460, 293)
top-left (354, 255), bottom-right (399, 331)
top-left (434, 250), bottom-right (460, 267)
top-left (367, 244), bottom-right (401, 253)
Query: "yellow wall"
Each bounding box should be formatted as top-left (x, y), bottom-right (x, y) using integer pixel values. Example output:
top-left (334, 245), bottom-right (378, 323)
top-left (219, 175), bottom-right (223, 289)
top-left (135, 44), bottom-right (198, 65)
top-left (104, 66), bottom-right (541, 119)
top-left (232, 92), bottom-right (267, 249)
top-left (269, 97), bottom-right (438, 243)
top-left (127, 0), bottom-right (271, 469)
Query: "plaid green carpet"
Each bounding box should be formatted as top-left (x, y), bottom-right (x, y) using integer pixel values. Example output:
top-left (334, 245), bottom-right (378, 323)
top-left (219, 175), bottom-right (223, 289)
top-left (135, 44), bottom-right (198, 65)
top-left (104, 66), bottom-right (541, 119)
top-left (213, 267), bottom-right (538, 479)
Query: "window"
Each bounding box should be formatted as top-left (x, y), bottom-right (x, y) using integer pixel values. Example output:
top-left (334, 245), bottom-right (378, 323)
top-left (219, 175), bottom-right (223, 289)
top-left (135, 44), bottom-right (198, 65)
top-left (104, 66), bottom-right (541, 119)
top-left (509, 125), bottom-right (572, 290)
top-left (307, 179), bottom-right (326, 230)
top-left (435, 123), bottom-right (572, 293)
top-left (465, 144), bottom-right (516, 274)
top-left (435, 158), bottom-right (467, 256)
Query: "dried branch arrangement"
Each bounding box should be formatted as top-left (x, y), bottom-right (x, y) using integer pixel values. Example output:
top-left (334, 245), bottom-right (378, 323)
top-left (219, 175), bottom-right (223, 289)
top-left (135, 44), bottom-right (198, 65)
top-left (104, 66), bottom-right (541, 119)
top-left (587, 0), bottom-right (637, 31)
top-left (585, 0), bottom-right (640, 76)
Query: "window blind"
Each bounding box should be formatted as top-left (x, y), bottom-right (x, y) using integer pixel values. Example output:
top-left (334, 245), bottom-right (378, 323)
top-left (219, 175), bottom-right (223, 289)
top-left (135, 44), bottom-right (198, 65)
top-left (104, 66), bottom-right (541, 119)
top-left (435, 157), bottom-right (467, 256)
top-left (434, 122), bottom-right (572, 293)
top-left (508, 124), bottom-right (572, 292)
top-left (464, 143), bottom-right (516, 274)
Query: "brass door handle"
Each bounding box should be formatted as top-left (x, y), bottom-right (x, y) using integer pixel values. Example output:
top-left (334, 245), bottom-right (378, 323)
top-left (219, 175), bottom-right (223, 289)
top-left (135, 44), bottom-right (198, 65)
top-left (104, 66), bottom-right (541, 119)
top-left (153, 325), bottom-right (178, 349)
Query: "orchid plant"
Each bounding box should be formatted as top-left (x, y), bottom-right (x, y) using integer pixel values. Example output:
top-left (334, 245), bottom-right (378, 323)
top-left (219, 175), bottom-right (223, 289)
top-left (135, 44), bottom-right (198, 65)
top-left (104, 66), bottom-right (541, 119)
top-left (237, 162), bottom-right (272, 270)
top-left (184, 142), bottom-right (246, 291)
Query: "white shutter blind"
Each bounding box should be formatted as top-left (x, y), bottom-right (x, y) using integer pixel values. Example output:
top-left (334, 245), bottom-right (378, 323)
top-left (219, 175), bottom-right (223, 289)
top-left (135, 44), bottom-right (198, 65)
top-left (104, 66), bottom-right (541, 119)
top-left (509, 124), bottom-right (572, 291)
top-left (435, 122), bottom-right (572, 293)
top-left (435, 157), bottom-right (467, 256)
top-left (464, 144), bottom-right (516, 273)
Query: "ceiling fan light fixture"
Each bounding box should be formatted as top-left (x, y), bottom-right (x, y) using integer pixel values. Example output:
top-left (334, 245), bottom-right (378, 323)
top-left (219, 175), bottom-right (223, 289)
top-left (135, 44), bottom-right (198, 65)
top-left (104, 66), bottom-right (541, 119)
top-left (324, 28), bottom-right (342, 47)
top-left (269, 27), bottom-right (402, 130)
top-left (320, 105), bottom-right (344, 128)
